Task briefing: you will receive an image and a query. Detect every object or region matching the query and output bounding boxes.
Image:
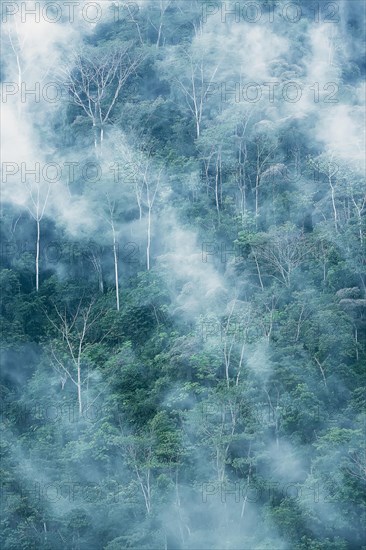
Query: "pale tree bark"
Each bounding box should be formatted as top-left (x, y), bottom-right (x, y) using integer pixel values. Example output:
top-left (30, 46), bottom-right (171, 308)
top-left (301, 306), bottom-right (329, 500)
top-left (308, 155), bottom-right (339, 232)
top-left (87, 247), bottom-right (104, 294)
top-left (313, 356), bottom-right (328, 389)
top-left (329, 178), bottom-right (339, 233)
top-left (109, 134), bottom-right (163, 271)
top-left (6, 21), bottom-right (25, 118)
top-left (214, 148), bottom-right (222, 224)
top-left (251, 229), bottom-right (315, 288)
top-left (126, 2), bottom-right (144, 46)
top-left (199, 145), bottom-right (222, 223)
top-left (174, 48), bottom-right (219, 139)
top-left (237, 139), bottom-right (248, 222)
top-left (62, 46), bottom-right (143, 155)
top-left (174, 469), bottom-right (191, 546)
top-left (240, 443), bottom-right (252, 519)
top-left (222, 300), bottom-right (238, 389)
top-left (346, 450), bottom-right (366, 483)
top-left (295, 303), bottom-right (306, 342)
top-left (24, 179), bottom-right (51, 292)
top-left (148, 0), bottom-right (172, 47)
top-left (36, 218), bottom-right (40, 292)
top-left (104, 194), bottom-right (120, 311)
top-left (145, 168), bottom-right (162, 270)
top-left (252, 136), bottom-right (278, 227)
top-left (4, 13), bottom-right (55, 118)
top-left (125, 437), bottom-right (153, 515)
top-left (135, 178), bottom-right (143, 221)
top-left (134, 158), bottom-right (162, 271)
top-left (199, 303), bottom-right (253, 484)
top-left (46, 299), bottom-right (111, 415)
top-left (316, 239), bottom-right (331, 285)
top-left (252, 250), bottom-right (264, 291)
top-left (201, 397), bottom-right (242, 485)
top-left (200, 146), bottom-right (216, 197)
top-left (252, 293), bottom-right (279, 343)
top-left (349, 186), bottom-right (366, 246)
top-left (264, 388), bottom-right (281, 448)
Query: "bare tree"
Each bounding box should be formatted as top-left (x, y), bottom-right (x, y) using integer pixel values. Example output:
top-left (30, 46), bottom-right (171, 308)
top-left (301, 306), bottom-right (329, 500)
top-left (104, 194), bottom-right (120, 311)
top-left (123, 148), bottom-right (163, 271)
top-left (147, 0), bottom-right (172, 47)
top-left (308, 154), bottom-right (340, 233)
top-left (173, 47), bottom-right (219, 139)
top-left (251, 133), bottom-right (278, 226)
top-left (24, 178), bottom-right (51, 292)
top-left (109, 132), bottom-right (164, 270)
top-left (219, 299), bottom-right (253, 388)
top-left (346, 450), bottom-right (366, 483)
top-left (142, 164), bottom-right (162, 271)
top-left (198, 108), bottom-right (253, 224)
top-left (85, 243), bottom-right (104, 294)
top-left (46, 299), bottom-right (110, 415)
top-left (122, 433), bottom-right (155, 515)
top-left (5, 18), bottom-right (26, 118)
top-left (342, 166), bottom-right (366, 246)
top-left (3, 11), bottom-right (57, 119)
top-left (250, 226), bottom-right (314, 288)
top-left (62, 46), bottom-right (142, 154)
top-left (235, 117), bottom-right (252, 222)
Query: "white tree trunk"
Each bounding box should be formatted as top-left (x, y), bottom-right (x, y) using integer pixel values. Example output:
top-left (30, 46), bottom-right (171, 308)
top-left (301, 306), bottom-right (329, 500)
top-left (77, 360), bottom-right (82, 415)
top-left (36, 218), bottom-right (40, 292)
top-left (215, 155), bottom-right (220, 224)
top-left (112, 227), bottom-right (120, 311)
top-left (147, 207), bottom-right (151, 271)
top-left (329, 177), bottom-right (338, 233)
top-left (100, 126), bottom-right (104, 156)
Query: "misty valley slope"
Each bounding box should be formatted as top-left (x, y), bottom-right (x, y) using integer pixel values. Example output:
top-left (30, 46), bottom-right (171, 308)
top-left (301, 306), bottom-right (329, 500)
top-left (0, 1), bottom-right (365, 549)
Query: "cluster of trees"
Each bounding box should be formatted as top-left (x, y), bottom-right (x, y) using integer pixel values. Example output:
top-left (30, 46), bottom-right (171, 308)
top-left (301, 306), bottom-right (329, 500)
top-left (1, 1), bottom-right (365, 549)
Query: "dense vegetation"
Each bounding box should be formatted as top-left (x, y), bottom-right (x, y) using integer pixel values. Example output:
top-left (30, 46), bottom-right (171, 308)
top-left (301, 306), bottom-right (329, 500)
top-left (1, 1), bottom-right (365, 548)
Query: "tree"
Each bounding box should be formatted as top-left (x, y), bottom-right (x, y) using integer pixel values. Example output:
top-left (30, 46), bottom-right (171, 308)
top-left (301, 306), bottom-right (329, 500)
top-left (139, 161), bottom-right (163, 271)
top-left (23, 176), bottom-right (51, 292)
top-left (2, 12), bottom-right (27, 118)
top-left (308, 154), bottom-right (340, 233)
top-left (161, 28), bottom-right (220, 139)
top-left (147, 0), bottom-right (173, 47)
top-left (249, 225), bottom-right (315, 288)
top-left (110, 134), bottom-right (164, 270)
top-left (104, 194), bottom-right (121, 311)
top-left (45, 298), bottom-right (111, 415)
top-left (84, 241), bottom-right (104, 294)
top-left (174, 47), bottom-right (218, 139)
top-left (249, 123), bottom-right (279, 226)
top-left (62, 45), bottom-right (142, 154)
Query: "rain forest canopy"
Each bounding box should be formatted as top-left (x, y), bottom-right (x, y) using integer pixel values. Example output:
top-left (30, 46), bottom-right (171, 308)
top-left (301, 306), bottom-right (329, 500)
top-left (0, 1), bottom-right (365, 549)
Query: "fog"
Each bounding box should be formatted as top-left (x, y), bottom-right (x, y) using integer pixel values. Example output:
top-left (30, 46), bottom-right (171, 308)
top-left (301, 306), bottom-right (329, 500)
top-left (1, 1), bottom-right (365, 549)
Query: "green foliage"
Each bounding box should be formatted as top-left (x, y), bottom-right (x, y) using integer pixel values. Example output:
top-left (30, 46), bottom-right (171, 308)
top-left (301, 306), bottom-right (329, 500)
top-left (1, 2), bottom-right (365, 548)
